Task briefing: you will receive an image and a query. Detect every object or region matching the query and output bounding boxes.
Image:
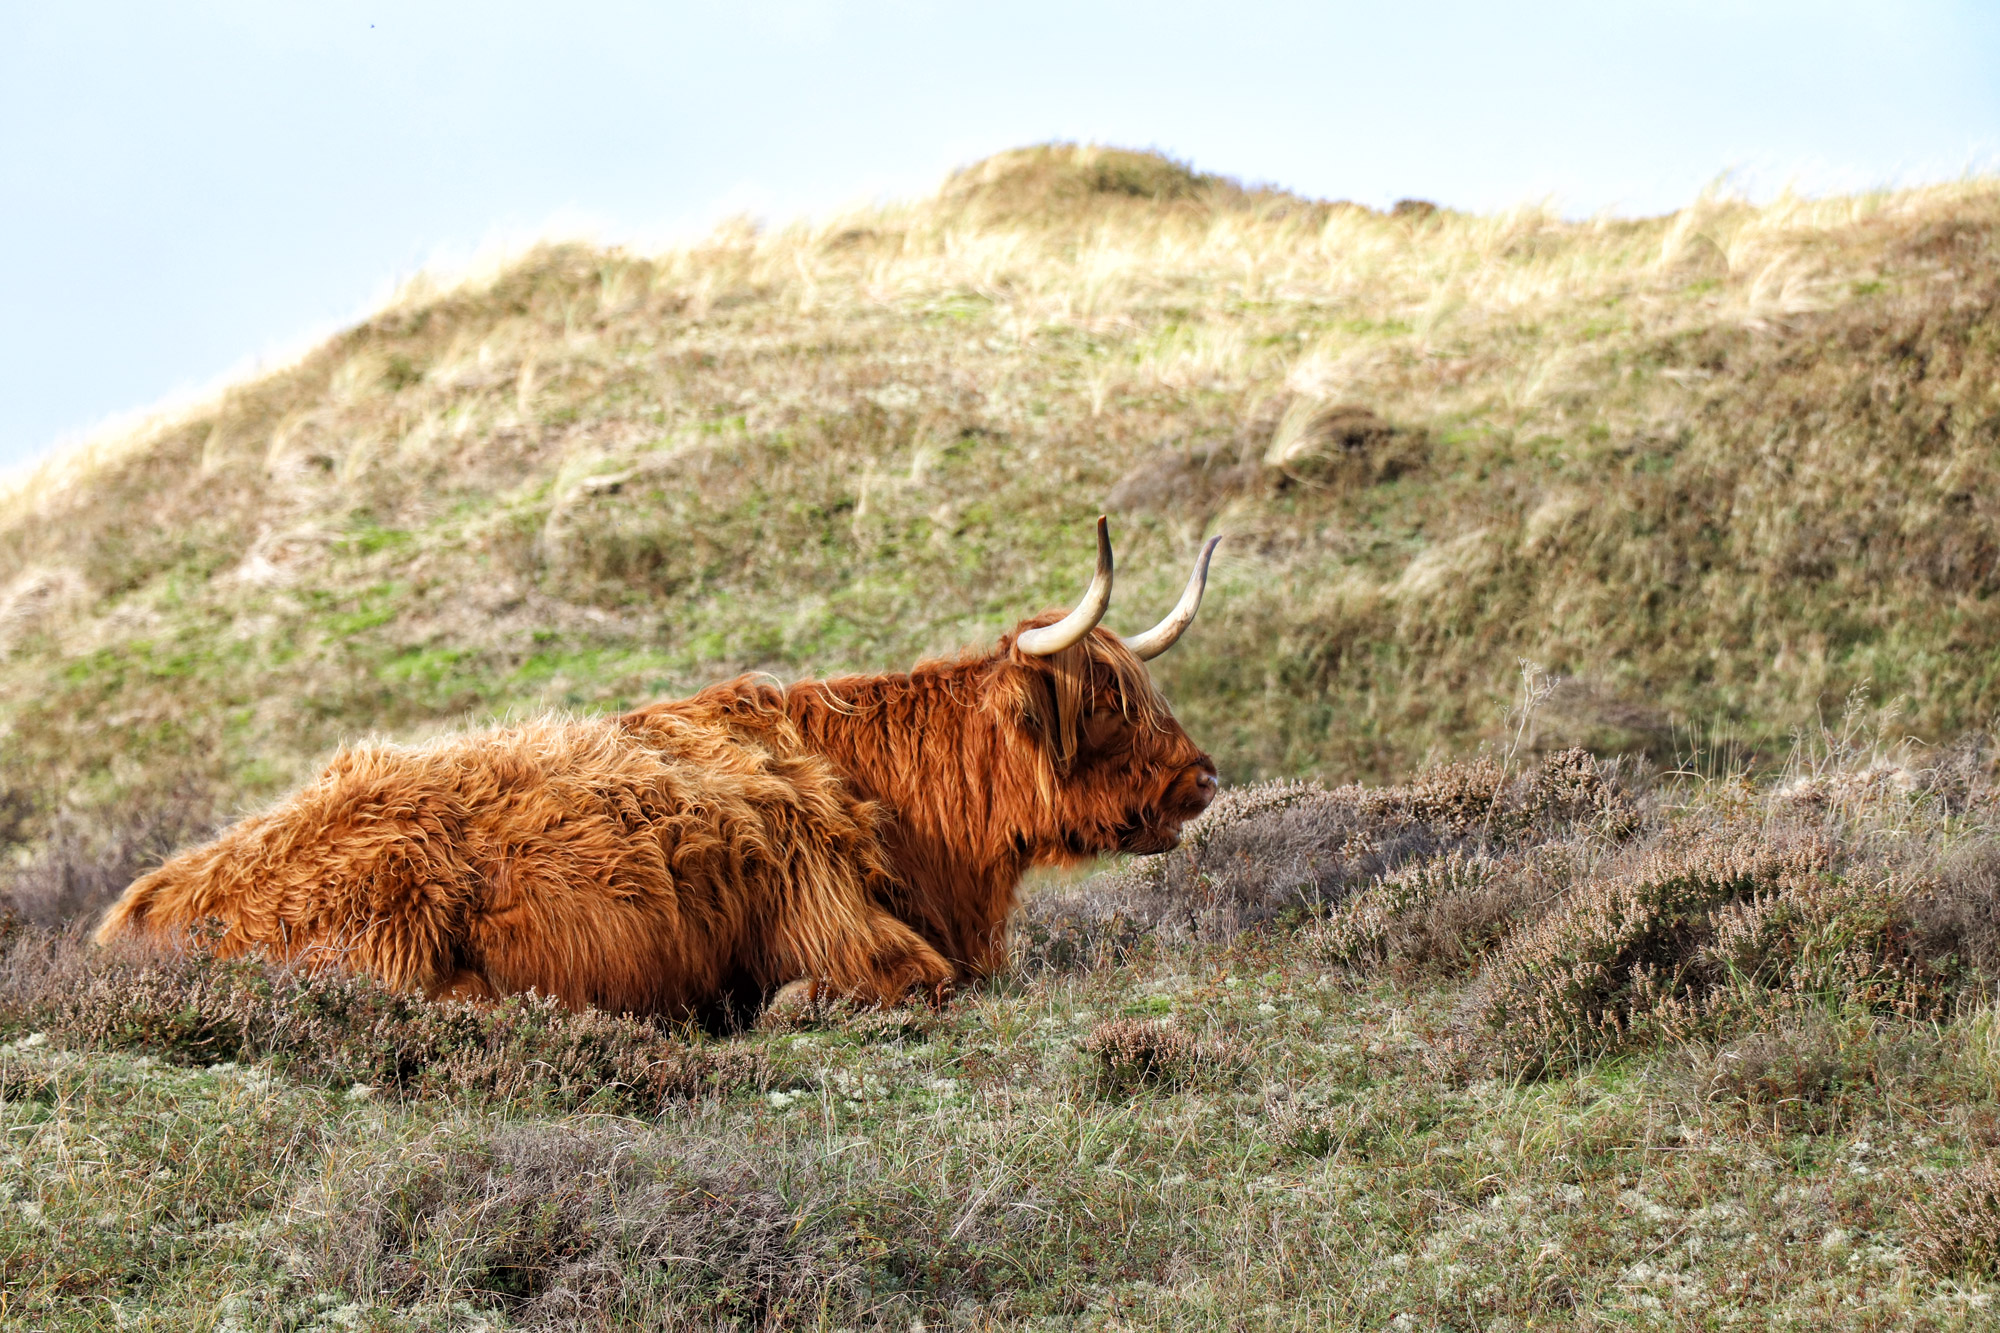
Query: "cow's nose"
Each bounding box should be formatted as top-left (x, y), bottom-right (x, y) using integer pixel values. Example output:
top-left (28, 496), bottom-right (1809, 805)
top-left (1196, 771), bottom-right (1218, 791)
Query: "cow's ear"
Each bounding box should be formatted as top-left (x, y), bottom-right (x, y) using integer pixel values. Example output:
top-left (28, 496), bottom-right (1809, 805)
top-left (998, 660), bottom-right (1074, 773)
top-left (992, 661), bottom-right (1045, 735)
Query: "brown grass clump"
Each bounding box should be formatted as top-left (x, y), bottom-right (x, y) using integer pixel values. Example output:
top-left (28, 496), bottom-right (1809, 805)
top-left (0, 931), bottom-right (758, 1111)
top-left (1901, 1157), bottom-right (2000, 1280)
top-left (294, 1122), bottom-right (850, 1325)
top-left (1082, 1017), bottom-right (1240, 1093)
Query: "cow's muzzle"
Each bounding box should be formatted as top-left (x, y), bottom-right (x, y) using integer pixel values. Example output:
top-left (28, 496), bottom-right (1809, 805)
top-left (1120, 759), bottom-right (1220, 855)
top-left (1178, 758), bottom-right (1220, 818)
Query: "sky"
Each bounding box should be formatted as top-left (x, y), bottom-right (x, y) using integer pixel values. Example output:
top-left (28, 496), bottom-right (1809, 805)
top-left (4, 1), bottom-right (1998, 471)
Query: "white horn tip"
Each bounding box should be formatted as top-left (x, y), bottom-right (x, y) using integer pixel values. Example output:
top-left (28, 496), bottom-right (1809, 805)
top-left (1015, 517), bottom-right (1117, 657)
top-left (1121, 534), bottom-right (1221, 661)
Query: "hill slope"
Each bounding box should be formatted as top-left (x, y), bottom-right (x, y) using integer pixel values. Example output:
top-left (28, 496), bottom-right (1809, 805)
top-left (9, 146), bottom-right (2000, 1328)
top-left (4, 145), bottom-right (2000, 837)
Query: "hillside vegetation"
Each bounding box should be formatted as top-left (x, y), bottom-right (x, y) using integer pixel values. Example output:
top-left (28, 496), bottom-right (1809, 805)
top-left (6, 145), bottom-right (2000, 844)
top-left (9, 143), bottom-right (2000, 1328)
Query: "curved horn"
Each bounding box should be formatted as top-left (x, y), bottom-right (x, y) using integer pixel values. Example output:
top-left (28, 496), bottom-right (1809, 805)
top-left (1016, 516), bottom-right (1115, 657)
top-left (1122, 536), bottom-right (1221, 661)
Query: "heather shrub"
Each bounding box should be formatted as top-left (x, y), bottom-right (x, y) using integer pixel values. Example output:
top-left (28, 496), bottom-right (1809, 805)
top-left (1391, 756), bottom-right (1508, 835)
top-left (754, 989), bottom-right (942, 1044)
top-left (1478, 827), bottom-right (1788, 1071)
top-left (1316, 848), bottom-right (1542, 974)
top-left (0, 785), bottom-right (218, 930)
top-left (1016, 750), bottom-right (1637, 976)
top-left (1673, 1019), bottom-right (1891, 1136)
top-left (1702, 872), bottom-right (1960, 1024)
top-left (1014, 777), bottom-right (1390, 973)
top-left (1265, 1096), bottom-right (1341, 1159)
top-left (1513, 747), bottom-right (1642, 838)
top-left (294, 1122), bottom-right (851, 1324)
top-left (1477, 823), bottom-right (1965, 1074)
top-left (1911, 835), bottom-right (2000, 977)
top-left (1901, 1156), bottom-right (2000, 1280)
top-left (0, 931), bottom-right (759, 1112)
top-left (1919, 730), bottom-right (1999, 815)
top-left (0, 1055), bottom-right (59, 1107)
top-left (1378, 749), bottom-right (1637, 841)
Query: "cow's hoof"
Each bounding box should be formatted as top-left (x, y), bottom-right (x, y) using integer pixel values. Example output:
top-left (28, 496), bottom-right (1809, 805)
top-left (757, 978), bottom-right (825, 1029)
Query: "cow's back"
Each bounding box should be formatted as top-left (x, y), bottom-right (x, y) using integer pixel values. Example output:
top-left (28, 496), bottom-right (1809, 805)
top-left (94, 710), bottom-right (890, 1015)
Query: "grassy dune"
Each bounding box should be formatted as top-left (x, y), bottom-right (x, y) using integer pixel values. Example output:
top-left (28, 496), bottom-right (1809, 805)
top-left (5, 145), bottom-right (2000, 835)
top-left (8, 146), bottom-right (2000, 1328)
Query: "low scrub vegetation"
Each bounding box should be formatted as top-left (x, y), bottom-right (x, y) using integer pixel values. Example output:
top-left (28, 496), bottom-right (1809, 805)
top-left (295, 1122), bottom-right (851, 1326)
top-left (8, 729), bottom-right (2000, 1326)
top-left (1081, 1016), bottom-right (1244, 1093)
top-left (1903, 1156), bottom-right (2000, 1282)
top-left (0, 933), bottom-right (762, 1114)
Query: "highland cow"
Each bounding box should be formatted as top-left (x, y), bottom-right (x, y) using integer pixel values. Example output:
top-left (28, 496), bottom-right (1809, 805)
top-left (94, 519), bottom-right (1221, 1019)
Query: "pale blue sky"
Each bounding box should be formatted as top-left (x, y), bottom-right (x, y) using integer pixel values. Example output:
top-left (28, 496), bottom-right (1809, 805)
top-left (5, 1), bottom-right (1997, 470)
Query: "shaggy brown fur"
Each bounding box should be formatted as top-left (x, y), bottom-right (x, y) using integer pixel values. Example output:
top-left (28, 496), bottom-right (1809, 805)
top-left (93, 620), bottom-right (1217, 1018)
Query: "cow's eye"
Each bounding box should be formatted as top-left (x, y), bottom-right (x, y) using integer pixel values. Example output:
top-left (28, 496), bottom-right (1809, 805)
top-left (1083, 709), bottom-right (1129, 750)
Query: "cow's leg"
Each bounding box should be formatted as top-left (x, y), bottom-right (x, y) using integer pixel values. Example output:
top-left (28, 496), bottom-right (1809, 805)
top-left (847, 911), bottom-right (956, 1005)
top-left (767, 978), bottom-right (819, 1009)
top-left (770, 902), bottom-right (954, 1010)
top-left (435, 969), bottom-right (497, 1003)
